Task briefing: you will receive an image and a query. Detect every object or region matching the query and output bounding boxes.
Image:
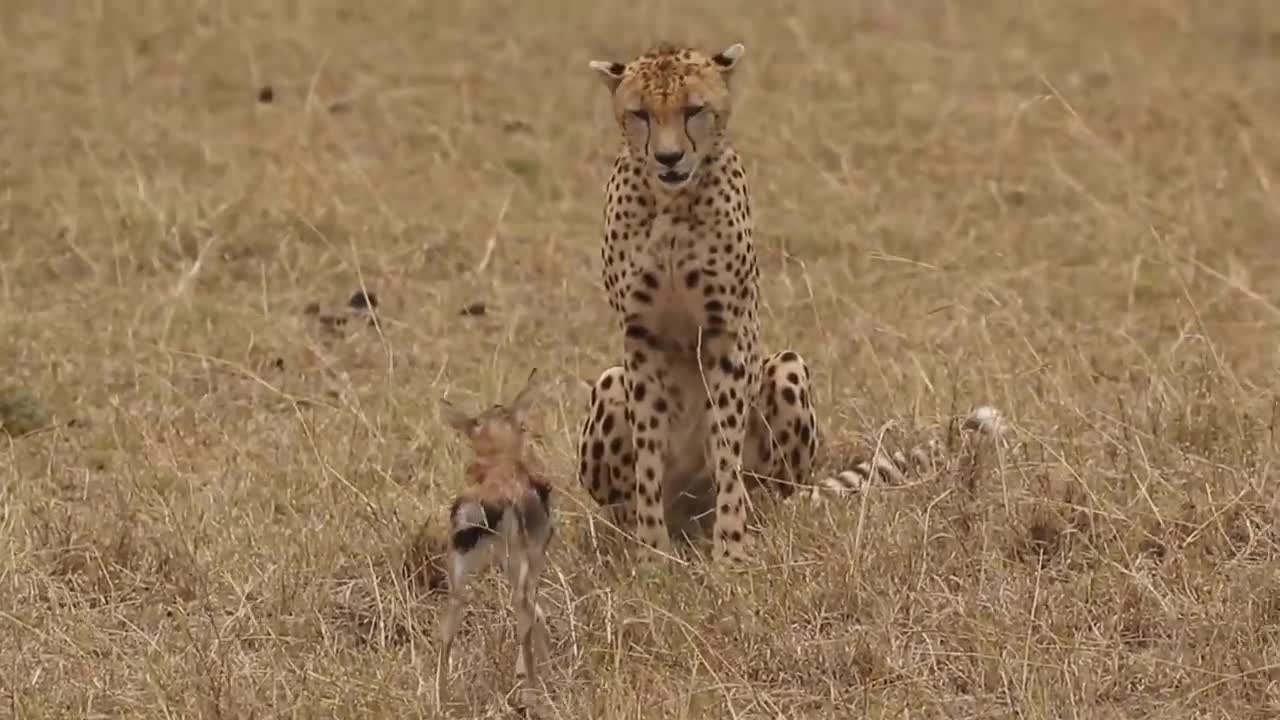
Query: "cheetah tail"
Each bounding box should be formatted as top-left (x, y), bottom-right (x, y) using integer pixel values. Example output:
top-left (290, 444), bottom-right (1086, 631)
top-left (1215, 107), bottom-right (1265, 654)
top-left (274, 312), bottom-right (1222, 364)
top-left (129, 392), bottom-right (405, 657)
top-left (804, 405), bottom-right (1008, 503)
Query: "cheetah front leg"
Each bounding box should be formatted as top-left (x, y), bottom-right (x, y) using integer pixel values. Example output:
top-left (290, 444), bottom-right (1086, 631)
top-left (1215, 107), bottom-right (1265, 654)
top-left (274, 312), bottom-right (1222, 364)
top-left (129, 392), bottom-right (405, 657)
top-left (699, 343), bottom-right (754, 564)
top-left (623, 329), bottom-right (676, 559)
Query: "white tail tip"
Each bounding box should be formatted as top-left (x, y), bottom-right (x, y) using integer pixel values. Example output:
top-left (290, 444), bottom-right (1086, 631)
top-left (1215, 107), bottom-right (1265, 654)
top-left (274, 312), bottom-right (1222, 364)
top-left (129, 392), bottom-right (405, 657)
top-left (963, 405), bottom-right (1006, 436)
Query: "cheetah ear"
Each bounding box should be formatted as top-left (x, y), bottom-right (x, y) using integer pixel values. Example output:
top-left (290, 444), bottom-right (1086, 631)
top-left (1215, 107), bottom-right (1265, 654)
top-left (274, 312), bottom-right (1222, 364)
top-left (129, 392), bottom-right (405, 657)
top-left (588, 60), bottom-right (627, 93)
top-left (439, 399), bottom-right (477, 436)
top-left (508, 368), bottom-right (542, 426)
top-left (711, 43), bottom-right (745, 74)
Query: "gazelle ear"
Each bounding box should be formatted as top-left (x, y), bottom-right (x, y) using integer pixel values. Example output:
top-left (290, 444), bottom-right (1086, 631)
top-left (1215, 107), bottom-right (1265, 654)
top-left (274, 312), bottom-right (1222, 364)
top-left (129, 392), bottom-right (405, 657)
top-left (588, 59), bottom-right (627, 93)
top-left (508, 368), bottom-right (542, 426)
top-left (439, 399), bottom-right (476, 435)
top-left (711, 43), bottom-right (745, 74)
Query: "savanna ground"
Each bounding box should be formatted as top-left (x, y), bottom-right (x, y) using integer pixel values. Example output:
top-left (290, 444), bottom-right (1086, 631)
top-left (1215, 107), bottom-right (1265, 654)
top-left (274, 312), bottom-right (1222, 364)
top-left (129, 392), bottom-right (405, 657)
top-left (2, 0), bottom-right (1280, 717)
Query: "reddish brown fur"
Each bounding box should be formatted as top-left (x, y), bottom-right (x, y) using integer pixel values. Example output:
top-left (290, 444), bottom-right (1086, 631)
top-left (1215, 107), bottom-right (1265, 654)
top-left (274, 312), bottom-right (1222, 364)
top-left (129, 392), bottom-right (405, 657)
top-left (446, 394), bottom-right (553, 515)
top-left (460, 456), bottom-right (552, 505)
top-left (458, 438), bottom-right (547, 491)
top-left (435, 369), bottom-right (553, 711)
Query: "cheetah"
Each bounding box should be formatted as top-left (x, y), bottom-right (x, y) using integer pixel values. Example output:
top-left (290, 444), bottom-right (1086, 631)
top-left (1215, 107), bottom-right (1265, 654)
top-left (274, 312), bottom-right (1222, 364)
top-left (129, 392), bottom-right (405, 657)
top-left (575, 41), bottom-right (818, 564)
top-left (577, 42), bottom-right (1006, 564)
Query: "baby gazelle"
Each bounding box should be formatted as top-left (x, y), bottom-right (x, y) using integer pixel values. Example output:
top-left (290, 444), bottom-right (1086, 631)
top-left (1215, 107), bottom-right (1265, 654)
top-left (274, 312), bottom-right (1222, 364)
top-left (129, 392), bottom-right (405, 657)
top-left (434, 369), bottom-right (554, 710)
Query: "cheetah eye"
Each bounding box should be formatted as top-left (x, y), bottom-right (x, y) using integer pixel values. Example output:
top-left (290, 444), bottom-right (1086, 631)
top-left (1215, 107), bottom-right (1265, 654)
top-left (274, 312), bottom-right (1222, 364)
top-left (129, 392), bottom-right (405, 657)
top-left (629, 109), bottom-right (650, 123)
top-left (684, 105), bottom-right (705, 118)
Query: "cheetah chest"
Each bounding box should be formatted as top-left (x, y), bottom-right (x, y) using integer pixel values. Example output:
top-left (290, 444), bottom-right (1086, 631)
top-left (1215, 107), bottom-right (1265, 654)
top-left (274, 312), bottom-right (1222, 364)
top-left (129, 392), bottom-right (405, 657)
top-left (625, 214), bottom-right (733, 358)
top-left (623, 213), bottom-right (743, 468)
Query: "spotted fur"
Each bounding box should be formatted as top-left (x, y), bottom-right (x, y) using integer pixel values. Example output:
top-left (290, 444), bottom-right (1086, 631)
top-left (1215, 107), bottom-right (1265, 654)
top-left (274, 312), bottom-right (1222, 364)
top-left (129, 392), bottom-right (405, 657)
top-left (575, 42), bottom-right (825, 565)
top-left (578, 42), bottom-right (1006, 564)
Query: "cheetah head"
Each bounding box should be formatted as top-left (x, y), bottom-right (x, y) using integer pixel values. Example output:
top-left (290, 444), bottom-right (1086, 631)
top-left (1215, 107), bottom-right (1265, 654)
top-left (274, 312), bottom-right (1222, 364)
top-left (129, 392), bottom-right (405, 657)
top-left (589, 42), bottom-right (745, 193)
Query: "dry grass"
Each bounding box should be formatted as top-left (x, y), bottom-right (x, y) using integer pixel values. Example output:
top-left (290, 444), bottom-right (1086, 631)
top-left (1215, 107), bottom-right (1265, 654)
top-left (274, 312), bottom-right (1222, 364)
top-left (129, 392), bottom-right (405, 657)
top-left (2, 0), bottom-right (1280, 717)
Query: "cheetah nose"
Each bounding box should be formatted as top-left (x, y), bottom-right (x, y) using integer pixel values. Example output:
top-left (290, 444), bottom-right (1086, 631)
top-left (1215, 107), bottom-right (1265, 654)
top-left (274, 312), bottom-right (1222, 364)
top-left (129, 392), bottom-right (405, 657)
top-left (655, 150), bottom-right (685, 168)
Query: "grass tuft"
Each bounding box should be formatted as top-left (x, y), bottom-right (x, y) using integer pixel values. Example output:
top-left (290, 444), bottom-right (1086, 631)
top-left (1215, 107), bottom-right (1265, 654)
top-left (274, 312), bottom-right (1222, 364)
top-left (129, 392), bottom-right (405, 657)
top-left (2, 1), bottom-right (1279, 717)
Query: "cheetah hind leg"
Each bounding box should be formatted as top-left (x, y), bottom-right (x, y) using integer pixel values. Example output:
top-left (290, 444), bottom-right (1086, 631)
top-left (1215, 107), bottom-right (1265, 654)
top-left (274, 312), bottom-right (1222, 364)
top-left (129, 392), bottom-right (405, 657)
top-left (742, 350), bottom-right (820, 524)
top-left (577, 366), bottom-right (637, 545)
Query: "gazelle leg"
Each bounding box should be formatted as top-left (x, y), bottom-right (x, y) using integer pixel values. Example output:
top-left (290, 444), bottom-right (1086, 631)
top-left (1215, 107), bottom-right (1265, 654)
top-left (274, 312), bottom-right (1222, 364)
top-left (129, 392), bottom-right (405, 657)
top-left (526, 547), bottom-right (549, 675)
top-left (501, 547), bottom-right (537, 709)
top-left (434, 545), bottom-right (485, 707)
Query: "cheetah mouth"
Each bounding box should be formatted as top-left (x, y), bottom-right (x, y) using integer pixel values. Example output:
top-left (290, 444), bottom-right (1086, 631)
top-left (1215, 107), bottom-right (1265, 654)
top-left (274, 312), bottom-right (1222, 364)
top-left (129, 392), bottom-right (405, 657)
top-left (657, 170), bottom-right (691, 186)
